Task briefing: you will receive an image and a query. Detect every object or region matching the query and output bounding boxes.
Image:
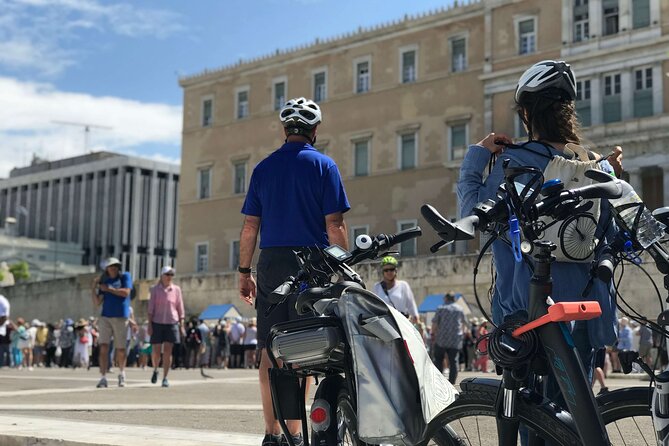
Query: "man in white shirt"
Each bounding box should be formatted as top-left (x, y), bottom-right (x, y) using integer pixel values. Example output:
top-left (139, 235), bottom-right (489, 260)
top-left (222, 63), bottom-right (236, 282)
top-left (0, 294), bottom-right (9, 327)
top-left (372, 256), bottom-right (419, 322)
top-left (229, 317), bottom-right (246, 368)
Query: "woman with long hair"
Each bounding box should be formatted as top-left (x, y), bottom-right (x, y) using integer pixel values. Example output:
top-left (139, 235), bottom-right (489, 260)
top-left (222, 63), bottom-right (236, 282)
top-left (457, 60), bottom-right (622, 374)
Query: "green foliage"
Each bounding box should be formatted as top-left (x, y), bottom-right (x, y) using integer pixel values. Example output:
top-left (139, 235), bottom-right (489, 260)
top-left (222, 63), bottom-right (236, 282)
top-left (9, 261), bottom-right (30, 281)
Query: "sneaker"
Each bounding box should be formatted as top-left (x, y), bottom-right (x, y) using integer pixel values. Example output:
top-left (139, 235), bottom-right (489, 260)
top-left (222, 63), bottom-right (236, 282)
top-left (261, 434), bottom-right (281, 446)
top-left (598, 386), bottom-right (609, 395)
top-left (96, 377), bottom-right (108, 388)
top-left (151, 369), bottom-right (158, 384)
top-left (161, 378), bottom-right (169, 388)
top-left (281, 433), bottom-right (304, 446)
top-left (118, 374), bottom-right (126, 387)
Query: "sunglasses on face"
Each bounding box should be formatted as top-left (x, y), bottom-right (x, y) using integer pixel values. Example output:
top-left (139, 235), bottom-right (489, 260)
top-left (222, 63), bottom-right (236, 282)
top-left (382, 268), bottom-right (396, 273)
top-left (164, 273), bottom-right (174, 277)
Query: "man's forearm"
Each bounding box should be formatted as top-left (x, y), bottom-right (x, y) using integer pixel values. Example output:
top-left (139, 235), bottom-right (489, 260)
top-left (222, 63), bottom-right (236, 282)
top-left (325, 213), bottom-right (348, 249)
top-left (239, 216), bottom-right (260, 268)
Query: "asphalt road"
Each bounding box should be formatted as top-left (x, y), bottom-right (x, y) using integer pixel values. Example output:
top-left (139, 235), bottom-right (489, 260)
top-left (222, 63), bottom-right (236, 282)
top-left (0, 366), bottom-right (655, 445)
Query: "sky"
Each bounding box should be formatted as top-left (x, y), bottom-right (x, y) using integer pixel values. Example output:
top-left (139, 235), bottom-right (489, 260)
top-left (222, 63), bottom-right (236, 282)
top-left (0, 0), bottom-right (457, 178)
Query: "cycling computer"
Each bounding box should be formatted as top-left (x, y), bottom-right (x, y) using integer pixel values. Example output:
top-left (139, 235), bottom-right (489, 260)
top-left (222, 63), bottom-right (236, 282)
top-left (323, 245), bottom-right (352, 262)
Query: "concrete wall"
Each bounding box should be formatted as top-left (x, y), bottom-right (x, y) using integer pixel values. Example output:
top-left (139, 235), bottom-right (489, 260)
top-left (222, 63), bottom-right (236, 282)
top-left (2, 253), bottom-right (665, 325)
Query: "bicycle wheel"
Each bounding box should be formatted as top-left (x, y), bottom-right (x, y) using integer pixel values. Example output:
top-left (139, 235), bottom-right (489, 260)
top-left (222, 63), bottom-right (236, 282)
top-left (597, 386), bottom-right (654, 446)
top-left (422, 378), bottom-right (581, 446)
top-left (311, 375), bottom-right (369, 446)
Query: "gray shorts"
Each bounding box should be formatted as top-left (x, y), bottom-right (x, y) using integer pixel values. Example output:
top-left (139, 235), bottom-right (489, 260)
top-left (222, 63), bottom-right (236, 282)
top-left (98, 317), bottom-right (128, 349)
top-left (150, 322), bottom-right (180, 345)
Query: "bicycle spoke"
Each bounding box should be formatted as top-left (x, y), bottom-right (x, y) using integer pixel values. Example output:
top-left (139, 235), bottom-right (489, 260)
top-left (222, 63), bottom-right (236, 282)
top-left (458, 418), bottom-right (472, 446)
top-left (613, 421), bottom-right (627, 446)
top-left (631, 417), bottom-right (650, 446)
top-left (476, 416), bottom-right (482, 446)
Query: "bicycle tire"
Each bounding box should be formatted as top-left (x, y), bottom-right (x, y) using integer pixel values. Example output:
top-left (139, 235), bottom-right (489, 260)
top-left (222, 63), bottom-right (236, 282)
top-left (422, 377), bottom-right (581, 446)
top-left (597, 386), bottom-right (655, 446)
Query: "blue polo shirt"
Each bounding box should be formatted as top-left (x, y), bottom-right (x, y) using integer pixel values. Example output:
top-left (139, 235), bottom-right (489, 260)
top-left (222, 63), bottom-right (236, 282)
top-left (242, 142), bottom-right (350, 248)
top-left (100, 272), bottom-right (133, 318)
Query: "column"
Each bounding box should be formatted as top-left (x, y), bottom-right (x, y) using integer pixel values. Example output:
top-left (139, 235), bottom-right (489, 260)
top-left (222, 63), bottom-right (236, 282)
top-left (130, 168), bottom-right (142, 280)
top-left (45, 180), bottom-right (54, 239)
top-left (146, 171), bottom-right (159, 277)
top-left (653, 65), bottom-right (664, 115)
top-left (620, 70), bottom-right (633, 121)
top-left (663, 166), bottom-right (669, 207)
top-left (589, 0), bottom-right (602, 39)
top-left (26, 183), bottom-right (34, 238)
top-left (15, 185), bottom-right (22, 236)
top-left (88, 172), bottom-right (99, 267)
top-left (77, 175), bottom-right (87, 247)
top-left (66, 177), bottom-right (75, 243)
top-left (100, 170), bottom-right (111, 259)
top-left (483, 94), bottom-right (493, 133)
top-left (163, 174), bottom-right (176, 267)
top-left (483, 8), bottom-right (492, 74)
top-left (113, 168), bottom-right (124, 257)
top-left (619, 0), bottom-right (632, 31)
top-left (121, 169), bottom-right (132, 260)
top-left (626, 167), bottom-right (643, 195)
top-left (590, 77), bottom-right (603, 126)
top-left (56, 179), bottom-right (64, 242)
top-left (561, 0), bottom-right (572, 45)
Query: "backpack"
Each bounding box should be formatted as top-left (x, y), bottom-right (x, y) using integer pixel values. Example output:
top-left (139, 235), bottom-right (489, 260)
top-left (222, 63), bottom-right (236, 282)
top-left (503, 142), bottom-right (602, 263)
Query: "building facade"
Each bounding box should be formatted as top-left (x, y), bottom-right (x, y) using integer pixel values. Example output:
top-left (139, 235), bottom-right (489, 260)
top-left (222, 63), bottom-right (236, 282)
top-left (0, 152), bottom-right (180, 280)
top-left (178, 0), bottom-right (668, 275)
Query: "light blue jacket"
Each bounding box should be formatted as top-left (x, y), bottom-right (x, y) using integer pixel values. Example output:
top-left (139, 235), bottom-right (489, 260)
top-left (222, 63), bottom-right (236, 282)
top-left (457, 141), bottom-right (617, 348)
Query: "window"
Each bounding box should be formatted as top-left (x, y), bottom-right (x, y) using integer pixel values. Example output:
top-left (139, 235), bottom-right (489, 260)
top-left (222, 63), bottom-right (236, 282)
top-left (401, 49), bottom-right (417, 83)
top-left (603, 73), bottom-right (622, 123)
top-left (350, 225), bottom-right (369, 249)
top-left (313, 70), bottom-right (327, 102)
top-left (233, 161), bottom-right (247, 194)
top-left (355, 60), bottom-right (371, 93)
top-left (451, 37), bottom-right (467, 72)
top-left (449, 123), bottom-right (468, 161)
top-left (397, 220), bottom-right (418, 257)
top-left (576, 79), bottom-right (592, 127)
top-left (634, 68), bottom-right (653, 118)
top-left (632, 0), bottom-right (650, 29)
top-left (603, 0), bottom-right (619, 36)
top-left (518, 18), bottom-right (536, 55)
top-left (230, 240), bottom-right (240, 270)
top-left (353, 140), bottom-right (369, 177)
top-left (198, 167), bottom-right (211, 200)
top-left (573, 0), bottom-right (590, 42)
top-left (202, 98), bottom-right (213, 127)
top-left (236, 89), bottom-right (249, 119)
top-left (196, 243), bottom-right (209, 273)
top-left (273, 80), bottom-right (286, 111)
top-left (399, 133), bottom-right (417, 170)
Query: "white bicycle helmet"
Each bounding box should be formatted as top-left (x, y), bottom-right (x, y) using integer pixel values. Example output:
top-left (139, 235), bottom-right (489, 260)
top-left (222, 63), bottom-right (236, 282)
top-left (279, 97), bottom-right (322, 129)
top-left (515, 60), bottom-right (577, 103)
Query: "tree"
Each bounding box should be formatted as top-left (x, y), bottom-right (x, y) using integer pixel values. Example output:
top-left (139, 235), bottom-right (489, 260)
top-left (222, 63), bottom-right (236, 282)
top-left (9, 261), bottom-right (30, 282)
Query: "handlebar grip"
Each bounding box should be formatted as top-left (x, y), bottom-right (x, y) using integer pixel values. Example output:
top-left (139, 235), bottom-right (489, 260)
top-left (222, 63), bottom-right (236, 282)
top-left (430, 240), bottom-right (449, 253)
top-left (387, 226), bottom-right (422, 247)
top-left (596, 251), bottom-right (614, 283)
top-left (268, 277), bottom-right (295, 304)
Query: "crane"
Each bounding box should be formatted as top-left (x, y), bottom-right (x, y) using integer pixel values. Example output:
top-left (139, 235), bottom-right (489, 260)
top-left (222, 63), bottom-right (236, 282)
top-left (51, 120), bottom-right (112, 154)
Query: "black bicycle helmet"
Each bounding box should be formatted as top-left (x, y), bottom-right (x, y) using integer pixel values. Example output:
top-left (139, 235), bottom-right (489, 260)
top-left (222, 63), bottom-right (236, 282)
top-left (515, 60), bottom-right (577, 103)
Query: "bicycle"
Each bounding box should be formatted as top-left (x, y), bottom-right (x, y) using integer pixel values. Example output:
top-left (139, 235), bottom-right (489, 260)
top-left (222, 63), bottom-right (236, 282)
top-left (421, 162), bottom-right (632, 445)
top-left (263, 227), bottom-right (460, 446)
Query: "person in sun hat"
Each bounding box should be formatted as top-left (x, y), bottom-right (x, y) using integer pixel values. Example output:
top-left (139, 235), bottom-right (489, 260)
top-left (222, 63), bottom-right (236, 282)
top-left (91, 257), bottom-right (133, 388)
top-left (371, 256), bottom-right (419, 322)
top-left (147, 265), bottom-right (184, 388)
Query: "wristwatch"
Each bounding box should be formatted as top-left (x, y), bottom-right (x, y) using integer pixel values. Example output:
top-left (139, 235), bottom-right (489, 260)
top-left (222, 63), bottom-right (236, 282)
top-left (238, 266), bottom-right (252, 274)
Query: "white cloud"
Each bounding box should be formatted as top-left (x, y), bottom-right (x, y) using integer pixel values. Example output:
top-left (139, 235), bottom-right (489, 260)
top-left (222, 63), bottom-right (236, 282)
top-left (0, 0), bottom-right (186, 75)
top-left (0, 77), bottom-right (182, 177)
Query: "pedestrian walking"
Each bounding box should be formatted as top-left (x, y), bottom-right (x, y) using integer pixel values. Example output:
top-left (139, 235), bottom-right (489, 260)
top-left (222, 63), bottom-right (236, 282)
top-left (184, 320), bottom-right (201, 369)
top-left (431, 292), bottom-right (467, 384)
top-left (229, 316), bottom-right (245, 369)
top-left (243, 318), bottom-right (258, 369)
top-left (0, 294), bottom-right (11, 368)
top-left (238, 97), bottom-right (350, 446)
top-left (91, 257), bottom-right (133, 388)
top-left (637, 323), bottom-right (653, 368)
top-left (73, 319), bottom-right (91, 368)
top-left (148, 266), bottom-right (185, 388)
top-left (371, 256), bottom-right (419, 322)
top-left (59, 319), bottom-right (75, 368)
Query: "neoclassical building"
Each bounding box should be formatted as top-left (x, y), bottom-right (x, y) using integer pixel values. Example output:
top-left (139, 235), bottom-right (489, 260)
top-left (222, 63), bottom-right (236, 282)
top-left (178, 0), bottom-right (668, 274)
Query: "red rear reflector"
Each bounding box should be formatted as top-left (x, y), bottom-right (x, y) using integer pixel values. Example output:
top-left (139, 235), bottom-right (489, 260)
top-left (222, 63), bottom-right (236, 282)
top-left (310, 407), bottom-right (327, 424)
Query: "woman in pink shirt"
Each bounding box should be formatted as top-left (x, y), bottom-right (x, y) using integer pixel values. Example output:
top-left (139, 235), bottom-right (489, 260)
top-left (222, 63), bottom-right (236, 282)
top-left (148, 266), bottom-right (185, 387)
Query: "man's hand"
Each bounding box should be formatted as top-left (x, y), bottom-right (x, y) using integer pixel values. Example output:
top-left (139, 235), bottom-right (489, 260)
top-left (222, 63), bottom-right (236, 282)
top-left (476, 132), bottom-right (512, 155)
top-left (179, 325), bottom-right (186, 339)
top-left (608, 145), bottom-right (623, 177)
top-left (239, 273), bottom-right (257, 306)
top-left (99, 284), bottom-right (110, 293)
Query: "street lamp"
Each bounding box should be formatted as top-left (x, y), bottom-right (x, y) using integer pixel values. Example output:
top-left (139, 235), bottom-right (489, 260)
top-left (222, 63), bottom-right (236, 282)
top-left (48, 226), bottom-right (58, 280)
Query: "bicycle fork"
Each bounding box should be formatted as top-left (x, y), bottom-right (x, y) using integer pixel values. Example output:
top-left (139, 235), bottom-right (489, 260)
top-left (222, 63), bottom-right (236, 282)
top-left (496, 369), bottom-right (522, 446)
top-left (654, 371), bottom-right (669, 446)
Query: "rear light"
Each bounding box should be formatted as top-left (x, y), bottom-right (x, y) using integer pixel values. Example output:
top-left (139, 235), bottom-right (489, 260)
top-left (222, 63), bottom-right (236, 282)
top-left (310, 399), bottom-right (331, 431)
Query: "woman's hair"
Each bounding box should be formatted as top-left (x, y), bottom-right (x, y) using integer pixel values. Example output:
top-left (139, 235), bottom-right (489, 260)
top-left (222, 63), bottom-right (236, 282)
top-left (516, 88), bottom-right (581, 145)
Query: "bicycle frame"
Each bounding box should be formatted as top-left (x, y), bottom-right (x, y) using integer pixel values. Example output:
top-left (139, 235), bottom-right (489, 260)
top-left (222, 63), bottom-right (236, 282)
top-left (496, 241), bottom-right (610, 446)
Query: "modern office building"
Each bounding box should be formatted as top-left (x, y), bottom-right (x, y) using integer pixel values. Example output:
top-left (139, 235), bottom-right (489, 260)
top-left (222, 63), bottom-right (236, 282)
top-left (177, 0), bottom-right (668, 275)
top-left (0, 152), bottom-right (180, 280)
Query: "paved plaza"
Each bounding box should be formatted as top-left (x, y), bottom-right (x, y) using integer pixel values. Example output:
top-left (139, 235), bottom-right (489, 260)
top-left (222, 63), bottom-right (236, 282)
top-left (0, 367), bottom-right (652, 445)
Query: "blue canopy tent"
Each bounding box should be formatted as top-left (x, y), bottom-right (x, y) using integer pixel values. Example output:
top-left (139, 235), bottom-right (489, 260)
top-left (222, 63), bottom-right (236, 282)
top-left (198, 304), bottom-right (242, 321)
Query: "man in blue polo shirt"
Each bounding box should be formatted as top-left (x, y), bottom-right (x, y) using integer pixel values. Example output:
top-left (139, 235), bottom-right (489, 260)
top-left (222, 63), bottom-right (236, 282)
top-left (239, 97), bottom-right (349, 446)
top-left (91, 257), bottom-right (133, 388)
